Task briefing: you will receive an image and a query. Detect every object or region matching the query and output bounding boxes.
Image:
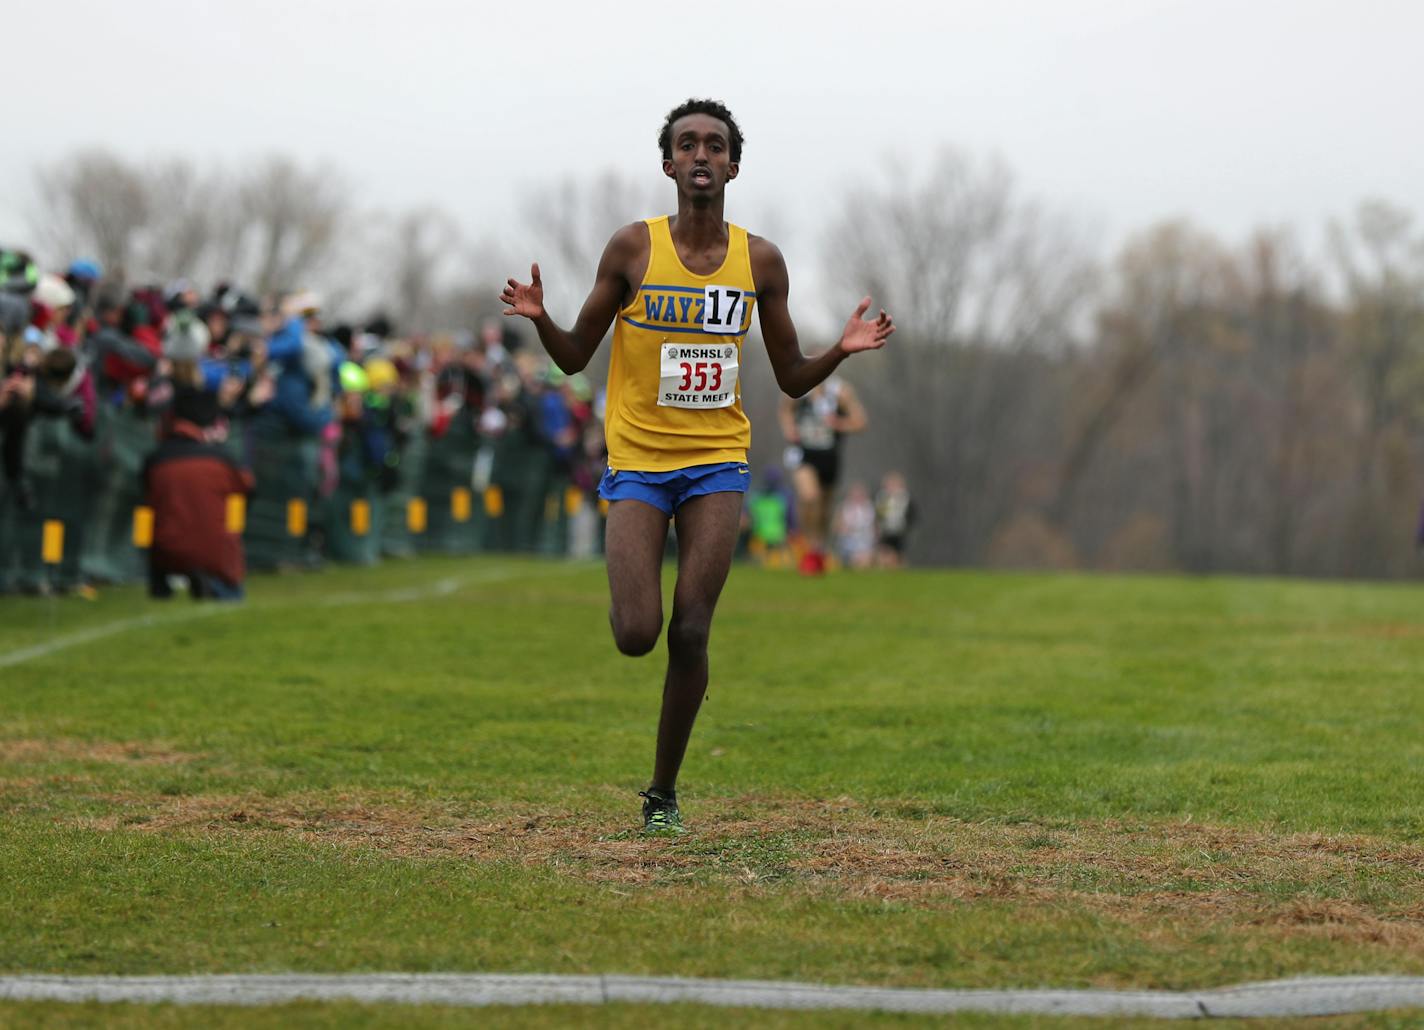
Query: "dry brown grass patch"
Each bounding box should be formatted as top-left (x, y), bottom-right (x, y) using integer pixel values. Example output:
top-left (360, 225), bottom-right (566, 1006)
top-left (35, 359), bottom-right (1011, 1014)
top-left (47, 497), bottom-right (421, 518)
top-left (0, 738), bottom-right (198, 766)
top-left (1345, 622), bottom-right (1424, 640)
top-left (50, 790), bottom-right (1424, 945)
top-left (1254, 900), bottom-right (1424, 948)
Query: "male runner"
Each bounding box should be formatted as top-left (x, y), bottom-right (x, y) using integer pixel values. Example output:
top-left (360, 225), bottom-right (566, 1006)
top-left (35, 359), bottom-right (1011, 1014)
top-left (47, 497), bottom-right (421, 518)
top-left (500, 98), bottom-right (893, 832)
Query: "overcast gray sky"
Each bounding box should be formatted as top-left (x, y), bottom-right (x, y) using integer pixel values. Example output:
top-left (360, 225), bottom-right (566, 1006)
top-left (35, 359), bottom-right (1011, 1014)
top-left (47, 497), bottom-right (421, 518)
top-left (6, 0), bottom-right (1423, 293)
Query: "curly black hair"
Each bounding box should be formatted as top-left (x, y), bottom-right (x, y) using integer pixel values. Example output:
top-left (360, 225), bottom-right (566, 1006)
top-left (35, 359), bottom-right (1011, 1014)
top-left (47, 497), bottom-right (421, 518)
top-left (658, 98), bottom-right (744, 163)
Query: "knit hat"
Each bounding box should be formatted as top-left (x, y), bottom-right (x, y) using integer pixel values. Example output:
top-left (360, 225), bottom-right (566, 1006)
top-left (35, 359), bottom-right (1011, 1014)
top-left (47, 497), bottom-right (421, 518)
top-left (66, 259), bottom-right (102, 282)
top-left (34, 273), bottom-right (76, 311)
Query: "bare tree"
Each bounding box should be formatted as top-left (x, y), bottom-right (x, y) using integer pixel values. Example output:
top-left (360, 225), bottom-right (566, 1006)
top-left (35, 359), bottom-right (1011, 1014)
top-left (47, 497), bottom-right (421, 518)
top-left (420, 233), bottom-right (513, 337)
top-left (1088, 223), bottom-right (1242, 570)
top-left (385, 207), bottom-right (461, 333)
top-left (30, 150), bottom-right (352, 299)
top-left (821, 149), bottom-right (1097, 564)
top-left (523, 170), bottom-right (657, 272)
top-left (519, 170), bottom-right (660, 322)
top-left (31, 148), bottom-right (151, 275)
top-left (1331, 201), bottom-right (1424, 473)
top-left (1329, 200), bottom-right (1424, 574)
top-left (137, 160), bottom-right (226, 281)
top-left (1068, 223), bottom-right (1357, 576)
top-left (824, 151), bottom-right (1094, 346)
top-left (1231, 230), bottom-right (1340, 574)
top-left (234, 157), bottom-right (349, 297)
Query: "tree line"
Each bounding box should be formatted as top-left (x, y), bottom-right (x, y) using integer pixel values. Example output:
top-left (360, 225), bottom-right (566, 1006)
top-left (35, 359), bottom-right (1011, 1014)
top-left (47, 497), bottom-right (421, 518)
top-left (815, 151), bottom-right (1424, 578)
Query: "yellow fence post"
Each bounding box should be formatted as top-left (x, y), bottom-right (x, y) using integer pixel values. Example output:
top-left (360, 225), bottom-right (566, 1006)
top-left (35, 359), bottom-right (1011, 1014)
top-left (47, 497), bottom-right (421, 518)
top-left (286, 499), bottom-right (307, 537)
top-left (482, 485), bottom-right (504, 519)
top-left (564, 486), bottom-right (583, 517)
top-left (225, 495), bottom-right (246, 534)
top-left (407, 497), bottom-right (427, 534)
top-left (451, 487), bottom-right (472, 523)
top-left (132, 507), bottom-right (155, 549)
top-left (41, 520), bottom-right (64, 565)
top-left (351, 499), bottom-right (371, 537)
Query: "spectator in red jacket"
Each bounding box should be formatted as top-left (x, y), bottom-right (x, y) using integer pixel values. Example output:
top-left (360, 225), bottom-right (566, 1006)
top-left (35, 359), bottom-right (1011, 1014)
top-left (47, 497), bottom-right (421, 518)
top-left (142, 386), bottom-right (254, 600)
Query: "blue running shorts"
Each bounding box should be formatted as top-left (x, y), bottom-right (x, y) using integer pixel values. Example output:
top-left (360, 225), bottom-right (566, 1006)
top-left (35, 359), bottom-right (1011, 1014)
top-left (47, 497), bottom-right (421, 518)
top-left (598, 461), bottom-right (751, 516)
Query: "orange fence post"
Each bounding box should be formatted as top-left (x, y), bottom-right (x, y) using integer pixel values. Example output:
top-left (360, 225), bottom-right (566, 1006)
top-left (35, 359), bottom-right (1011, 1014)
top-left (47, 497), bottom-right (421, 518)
top-left (482, 486), bottom-right (504, 519)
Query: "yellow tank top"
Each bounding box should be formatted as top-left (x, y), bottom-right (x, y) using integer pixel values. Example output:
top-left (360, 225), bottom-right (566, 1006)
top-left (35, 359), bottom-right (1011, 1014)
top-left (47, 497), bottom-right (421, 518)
top-left (604, 215), bottom-right (757, 472)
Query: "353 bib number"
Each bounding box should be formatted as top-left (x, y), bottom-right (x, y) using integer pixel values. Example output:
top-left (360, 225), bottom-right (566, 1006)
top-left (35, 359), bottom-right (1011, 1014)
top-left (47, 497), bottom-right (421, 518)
top-left (658, 343), bottom-right (739, 409)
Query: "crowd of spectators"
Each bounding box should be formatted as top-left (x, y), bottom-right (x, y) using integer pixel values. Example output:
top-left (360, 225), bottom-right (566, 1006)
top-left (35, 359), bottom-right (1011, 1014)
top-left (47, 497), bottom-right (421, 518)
top-left (0, 247), bottom-right (607, 598)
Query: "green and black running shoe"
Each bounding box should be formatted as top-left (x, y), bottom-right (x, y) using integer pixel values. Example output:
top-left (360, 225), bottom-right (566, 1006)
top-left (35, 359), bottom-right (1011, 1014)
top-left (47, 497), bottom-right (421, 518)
top-left (639, 789), bottom-right (685, 835)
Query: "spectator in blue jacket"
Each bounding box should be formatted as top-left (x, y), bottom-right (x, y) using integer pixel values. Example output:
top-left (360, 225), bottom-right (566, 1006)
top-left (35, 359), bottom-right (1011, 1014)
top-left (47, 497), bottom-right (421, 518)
top-left (243, 292), bottom-right (333, 570)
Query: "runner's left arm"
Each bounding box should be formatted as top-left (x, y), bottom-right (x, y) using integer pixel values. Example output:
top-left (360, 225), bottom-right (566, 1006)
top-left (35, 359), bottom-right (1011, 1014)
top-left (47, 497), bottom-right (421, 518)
top-left (751, 237), bottom-right (894, 398)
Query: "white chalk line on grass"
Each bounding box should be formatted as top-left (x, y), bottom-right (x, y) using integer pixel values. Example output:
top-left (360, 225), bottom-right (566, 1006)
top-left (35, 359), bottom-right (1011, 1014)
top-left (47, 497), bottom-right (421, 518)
top-left (3, 973), bottom-right (1424, 1018)
top-left (0, 562), bottom-right (584, 670)
top-left (0, 606), bottom-right (231, 670)
top-left (310, 560), bottom-right (580, 607)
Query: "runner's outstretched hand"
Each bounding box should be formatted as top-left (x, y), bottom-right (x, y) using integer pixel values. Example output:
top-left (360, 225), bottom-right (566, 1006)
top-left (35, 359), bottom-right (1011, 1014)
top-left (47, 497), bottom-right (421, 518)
top-left (501, 263), bottom-right (545, 320)
top-left (839, 297), bottom-right (895, 354)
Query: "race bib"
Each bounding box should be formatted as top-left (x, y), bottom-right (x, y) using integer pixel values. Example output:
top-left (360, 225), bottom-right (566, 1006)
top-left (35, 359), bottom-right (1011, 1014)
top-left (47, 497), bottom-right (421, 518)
top-left (703, 285), bottom-right (746, 333)
top-left (658, 342), bottom-right (739, 409)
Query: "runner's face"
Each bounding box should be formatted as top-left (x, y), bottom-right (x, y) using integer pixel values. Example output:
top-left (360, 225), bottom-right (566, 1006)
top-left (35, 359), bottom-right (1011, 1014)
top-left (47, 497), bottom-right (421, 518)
top-left (663, 114), bottom-right (738, 197)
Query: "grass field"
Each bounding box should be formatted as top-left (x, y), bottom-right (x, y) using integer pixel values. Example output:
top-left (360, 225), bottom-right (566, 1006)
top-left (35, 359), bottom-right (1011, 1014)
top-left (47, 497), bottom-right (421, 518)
top-left (3, 556), bottom-right (1424, 1027)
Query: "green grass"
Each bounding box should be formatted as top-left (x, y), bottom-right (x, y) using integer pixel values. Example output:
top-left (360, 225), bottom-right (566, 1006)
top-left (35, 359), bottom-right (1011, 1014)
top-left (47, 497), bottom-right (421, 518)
top-left (4, 557), bottom-right (1424, 1025)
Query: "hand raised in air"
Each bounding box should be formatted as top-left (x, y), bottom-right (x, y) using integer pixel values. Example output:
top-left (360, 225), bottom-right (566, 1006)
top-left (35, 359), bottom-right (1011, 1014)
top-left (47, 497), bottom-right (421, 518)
top-left (839, 297), bottom-right (895, 354)
top-left (500, 263), bottom-right (545, 320)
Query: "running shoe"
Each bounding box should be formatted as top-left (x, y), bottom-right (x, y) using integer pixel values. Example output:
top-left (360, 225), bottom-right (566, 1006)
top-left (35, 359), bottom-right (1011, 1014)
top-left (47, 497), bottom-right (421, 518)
top-left (639, 789), bottom-right (685, 834)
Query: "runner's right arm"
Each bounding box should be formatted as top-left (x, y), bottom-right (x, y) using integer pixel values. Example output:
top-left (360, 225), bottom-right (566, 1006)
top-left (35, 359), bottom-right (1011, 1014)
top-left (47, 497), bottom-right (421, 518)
top-left (500, 224), bottom-right (644, 375)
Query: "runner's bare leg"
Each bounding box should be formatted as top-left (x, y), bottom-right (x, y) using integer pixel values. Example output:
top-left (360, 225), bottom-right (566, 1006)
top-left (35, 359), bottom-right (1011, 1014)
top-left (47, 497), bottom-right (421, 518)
top-left (650, 491), bottom-right (743, 792)
top-left (792, 463), bottom-right (825, 552)
top-left (605, 499), bottom-right (670, 656)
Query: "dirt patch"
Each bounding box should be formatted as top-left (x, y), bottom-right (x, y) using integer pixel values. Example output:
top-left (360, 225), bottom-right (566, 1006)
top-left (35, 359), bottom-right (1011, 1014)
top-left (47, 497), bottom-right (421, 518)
top-left (55, 789), bottom-right (1424, 946)
top-left (1345, 623), bottom-right (1424, 640)
top-left (0, 738), bottom-right (199, 766)
top-left (0, 776), bottom-right (46, 790)
top-left (1253, 899), bottom-right (1424, 948)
